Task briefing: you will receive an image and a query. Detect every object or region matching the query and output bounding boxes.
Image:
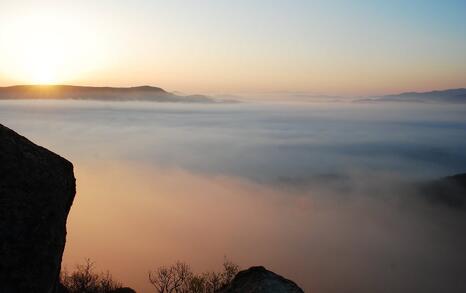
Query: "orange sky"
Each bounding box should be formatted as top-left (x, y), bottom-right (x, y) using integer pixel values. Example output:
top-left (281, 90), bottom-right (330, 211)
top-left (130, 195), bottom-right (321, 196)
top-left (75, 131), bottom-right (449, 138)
top-left (0, 1), bottom-right (465, 96)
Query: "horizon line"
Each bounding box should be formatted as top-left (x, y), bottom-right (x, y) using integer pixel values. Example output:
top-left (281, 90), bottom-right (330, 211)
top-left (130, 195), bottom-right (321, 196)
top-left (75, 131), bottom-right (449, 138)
top-left (0, 84), bottom-right (465, 98)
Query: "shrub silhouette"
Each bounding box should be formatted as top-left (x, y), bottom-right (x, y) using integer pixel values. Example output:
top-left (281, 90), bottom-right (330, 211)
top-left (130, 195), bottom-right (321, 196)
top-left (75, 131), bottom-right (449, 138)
top-left (60, 257), bottom-right (239, 293)
top-left (61, 259), bottom-right (128, 293)
top-left (148, 258), bottom-right (239, 293)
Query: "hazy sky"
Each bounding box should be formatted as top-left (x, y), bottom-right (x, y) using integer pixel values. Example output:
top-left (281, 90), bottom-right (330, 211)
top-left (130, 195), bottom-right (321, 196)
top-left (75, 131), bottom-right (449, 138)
top-left (0, 0), bottom-right (465, 95)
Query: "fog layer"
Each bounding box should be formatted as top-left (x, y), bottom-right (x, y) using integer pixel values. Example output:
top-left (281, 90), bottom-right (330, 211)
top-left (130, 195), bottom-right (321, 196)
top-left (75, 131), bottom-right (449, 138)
top-left (1, 100), bottom-right (465, 293)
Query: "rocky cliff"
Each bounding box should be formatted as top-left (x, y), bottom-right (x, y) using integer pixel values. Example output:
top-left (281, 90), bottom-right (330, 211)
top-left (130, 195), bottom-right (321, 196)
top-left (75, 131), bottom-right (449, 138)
top-left (217, 266), bottom-right (304, 293)
top-left (0, 124), bottom-right (76, 293)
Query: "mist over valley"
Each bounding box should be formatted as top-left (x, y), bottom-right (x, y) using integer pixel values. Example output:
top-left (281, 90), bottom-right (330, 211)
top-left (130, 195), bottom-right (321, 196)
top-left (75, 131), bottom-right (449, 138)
top-left (1, 99), bottom-right (465, 292)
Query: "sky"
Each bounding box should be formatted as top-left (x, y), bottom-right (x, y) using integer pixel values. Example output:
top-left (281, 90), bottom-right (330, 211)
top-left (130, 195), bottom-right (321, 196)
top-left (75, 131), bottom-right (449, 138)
top-left (0, 0), bottom-right (465, 96)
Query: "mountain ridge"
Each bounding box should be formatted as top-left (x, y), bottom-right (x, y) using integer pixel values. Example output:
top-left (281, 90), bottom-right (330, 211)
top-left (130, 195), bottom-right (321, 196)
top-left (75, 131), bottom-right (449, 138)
top-left (0, 85), bottom-right (218, 103)
top-left (358, 88), bottom-right (466, 103)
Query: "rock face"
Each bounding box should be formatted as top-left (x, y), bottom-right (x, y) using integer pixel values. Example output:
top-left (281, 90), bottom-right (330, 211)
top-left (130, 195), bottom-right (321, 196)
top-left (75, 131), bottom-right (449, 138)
top-left (217, 266), bottom-right (304, 293)
top-left (0, 124), bottom-right (76, 293)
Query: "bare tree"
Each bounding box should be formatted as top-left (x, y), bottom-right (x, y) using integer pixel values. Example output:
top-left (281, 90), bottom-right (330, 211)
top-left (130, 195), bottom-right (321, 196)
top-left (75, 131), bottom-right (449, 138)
top-left (220, 258), bottom-right (239, 286)
top-left (65, 258), bottom-right (99, 293)
top-left (99, 271), bottom-right (122, 292)
top-left (172, 262), bottom-right (192, 293)
top-left (148, 261), bottom-right (192, 293)
top-left (61, 259), bottom-right (123, 293)
top-left (149, 265), bottom-right (174, 293)
top-left (149, 258), bottom-right (239, 293)
top-left (186, 275), bottom-right (205, 293)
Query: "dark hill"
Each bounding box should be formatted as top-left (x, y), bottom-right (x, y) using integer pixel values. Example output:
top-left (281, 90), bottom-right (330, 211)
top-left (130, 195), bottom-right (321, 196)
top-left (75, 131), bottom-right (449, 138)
top-left (358, 88), bottom-right (466, 104)
top-left (0, 85), bottom-right (215, 103)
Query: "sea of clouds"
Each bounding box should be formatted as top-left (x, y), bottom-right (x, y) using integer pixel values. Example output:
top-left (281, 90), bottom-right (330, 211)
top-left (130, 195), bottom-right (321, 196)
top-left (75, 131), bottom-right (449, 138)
top-left (1, 100), bottom-right (466, 293)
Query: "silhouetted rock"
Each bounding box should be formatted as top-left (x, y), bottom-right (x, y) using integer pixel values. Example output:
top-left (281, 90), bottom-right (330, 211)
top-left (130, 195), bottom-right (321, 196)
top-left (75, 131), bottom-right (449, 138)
top-left (0, 124), bottom-right (76, 293)
top-left (217, 266), bottom-right (304, 293)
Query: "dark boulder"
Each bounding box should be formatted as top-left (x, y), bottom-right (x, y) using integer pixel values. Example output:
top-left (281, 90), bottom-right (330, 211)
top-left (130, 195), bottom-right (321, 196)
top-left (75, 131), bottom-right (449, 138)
top-left (0, 124), bottom-right (76, 293)
top-left (217, 266), bottom-right (304, 293)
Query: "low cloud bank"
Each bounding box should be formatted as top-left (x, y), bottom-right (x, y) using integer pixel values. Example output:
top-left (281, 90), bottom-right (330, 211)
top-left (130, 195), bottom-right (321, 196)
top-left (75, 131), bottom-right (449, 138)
top-left (0, 100), bottom-right (465, 292)
top-left (64, 162), bottom-right (466, 293)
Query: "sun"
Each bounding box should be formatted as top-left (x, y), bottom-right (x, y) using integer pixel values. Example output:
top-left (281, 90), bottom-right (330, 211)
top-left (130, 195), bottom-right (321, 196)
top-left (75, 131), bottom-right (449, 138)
top-left (0, 13), bottom-right (80, 85)
top-left (0, 15), bottom-right (67, 84)
top-left (30, 68), bottom-right (57, 85)
top-left (15, 38), bottom-right (64, 85)
top-left (0, 10), bottom-right (106, 85)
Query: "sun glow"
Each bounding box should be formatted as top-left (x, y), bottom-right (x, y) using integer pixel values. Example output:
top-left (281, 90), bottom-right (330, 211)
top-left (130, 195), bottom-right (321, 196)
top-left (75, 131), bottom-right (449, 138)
top-left (17, 41), bottom-right (63, 84)
top-left (0, 9), bottom-right (107, 85)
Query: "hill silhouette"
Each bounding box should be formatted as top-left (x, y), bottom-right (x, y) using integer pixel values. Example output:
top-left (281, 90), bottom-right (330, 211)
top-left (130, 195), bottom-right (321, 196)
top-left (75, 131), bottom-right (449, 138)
top-left (358, 88), bottom-right (466, 103)
top-left (0, 85), bottom-right (216, 103)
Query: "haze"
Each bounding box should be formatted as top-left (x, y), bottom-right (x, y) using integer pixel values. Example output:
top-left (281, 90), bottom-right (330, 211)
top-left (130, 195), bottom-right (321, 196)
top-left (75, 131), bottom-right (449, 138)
top-left (1, 100), bottom-right (466, 293)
